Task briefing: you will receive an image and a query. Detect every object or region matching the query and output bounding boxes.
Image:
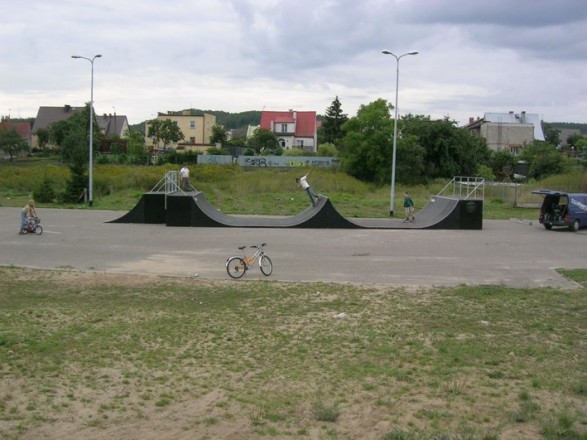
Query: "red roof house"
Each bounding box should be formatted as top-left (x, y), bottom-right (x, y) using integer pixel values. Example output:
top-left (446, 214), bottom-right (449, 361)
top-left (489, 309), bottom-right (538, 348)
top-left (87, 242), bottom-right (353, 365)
top-left (260, 110), bottom-right (318, 152)
top-left (0, 121), bottom-right (32, 158)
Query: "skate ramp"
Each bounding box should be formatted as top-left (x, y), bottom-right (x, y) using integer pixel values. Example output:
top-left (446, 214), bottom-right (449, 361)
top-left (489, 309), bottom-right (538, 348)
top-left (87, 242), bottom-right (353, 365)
top-left (109, 192), bottom-right (166, 224)
top-left (111, 192), bottom-right (482, 230)
top-left (166, 192), bottom-right (361, 228)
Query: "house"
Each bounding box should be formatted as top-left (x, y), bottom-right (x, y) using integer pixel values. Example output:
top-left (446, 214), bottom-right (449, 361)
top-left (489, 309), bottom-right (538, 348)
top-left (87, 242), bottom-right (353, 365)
top-left (31, 105), bottom-right (81, 149)
top-left (0, 121), bottom-right (32, 158)
top-left (145, 110), bottom-right (216, 151)
top-left (31, 106), bottom-right (129, 150)
top-left (97, 113), bottom-right (130, 138)
top-left (464, 111), bottom-right (545, 155)
top-left (259, 110), bottom-right (318, 152)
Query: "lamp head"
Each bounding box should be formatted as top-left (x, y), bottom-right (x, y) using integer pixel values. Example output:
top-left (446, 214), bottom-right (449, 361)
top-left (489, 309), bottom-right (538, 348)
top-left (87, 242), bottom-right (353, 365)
top-left (71, 55), bottom-right (81, 59)
top-left (95, 54), bottom-right (102, 58)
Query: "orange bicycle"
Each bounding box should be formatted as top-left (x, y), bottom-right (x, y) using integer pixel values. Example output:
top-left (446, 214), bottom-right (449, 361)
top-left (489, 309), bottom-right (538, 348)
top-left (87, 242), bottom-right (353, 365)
top-left (226, 243), bottom-right (273, 279)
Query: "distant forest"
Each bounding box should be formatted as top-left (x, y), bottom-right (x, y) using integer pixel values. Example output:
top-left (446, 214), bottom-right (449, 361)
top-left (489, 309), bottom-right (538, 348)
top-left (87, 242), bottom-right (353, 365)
top-left (544, 122), bottom-right (587, 133)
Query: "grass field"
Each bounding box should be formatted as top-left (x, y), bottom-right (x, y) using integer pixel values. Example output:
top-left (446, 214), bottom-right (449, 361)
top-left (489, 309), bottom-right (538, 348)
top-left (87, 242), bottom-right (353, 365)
top-left (1, 161), bottom-right (575, 220)
top-left (0, 267), bottom-right (585, 439)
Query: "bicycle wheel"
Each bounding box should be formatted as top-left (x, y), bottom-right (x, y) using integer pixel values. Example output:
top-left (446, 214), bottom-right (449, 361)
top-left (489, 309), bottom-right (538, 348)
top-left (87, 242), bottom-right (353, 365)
top-left (226, 257), bottom-right (247, 279)
top-left (259, 255), bottom-right (273, 276)
top-left (34, 225), bottom-right (43, 235)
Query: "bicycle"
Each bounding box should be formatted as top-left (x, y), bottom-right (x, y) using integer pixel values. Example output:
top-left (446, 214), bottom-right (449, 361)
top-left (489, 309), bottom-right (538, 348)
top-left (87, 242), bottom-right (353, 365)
top-left (226, 243), bottom-right (273, 279)
top-left (22, 216), bottom-right (43, 235)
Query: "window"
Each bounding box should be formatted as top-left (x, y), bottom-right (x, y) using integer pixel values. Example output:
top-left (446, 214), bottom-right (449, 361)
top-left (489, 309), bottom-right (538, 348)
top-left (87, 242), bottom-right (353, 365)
top-left (190, 121), bottom-right (196, 129)
top-left (297, 140), bottom-right (304, 147)
top-left (190, 137), bottom-right (196, 144)
top-left (281, 124), bottom-right (287, 133)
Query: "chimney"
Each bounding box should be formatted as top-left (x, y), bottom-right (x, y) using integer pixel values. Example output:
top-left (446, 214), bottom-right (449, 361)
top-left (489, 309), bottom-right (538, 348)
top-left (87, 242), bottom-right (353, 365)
top-left (469, 117), bottom-right (474, 124)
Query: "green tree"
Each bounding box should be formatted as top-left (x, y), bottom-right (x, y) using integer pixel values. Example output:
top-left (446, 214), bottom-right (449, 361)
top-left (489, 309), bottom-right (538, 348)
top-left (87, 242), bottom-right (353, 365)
top-left (489, 150), bottom-right (516, 179)
top-left (246, 128), bottom-right (279, 154)
top-left (126, 130), bottom-right (147, 157)
top-left (319, 96), bottom-right (348, 149)
top-left (317, 142), bottom-right (338, 157)
top-left (395, 134), bottom-right (426, 184)
top-left (543, 125), bottom-right (561, 146)
top-left (520, 141), bottom-right (568, 179)
top-left (340, 99), bottom-right (395, 184)
top-left (0, 126), bottom-right (28, 161)
top-left (147, 119), bottom-right (184, 149)
top-left (210, 124), bottom-right (228, 145)
top-left (45, 104), bottom-right (102, 202)
top-left (35, 127), bottom-right (50, 151)
top-left (402, 115), bottom-right (491, 179)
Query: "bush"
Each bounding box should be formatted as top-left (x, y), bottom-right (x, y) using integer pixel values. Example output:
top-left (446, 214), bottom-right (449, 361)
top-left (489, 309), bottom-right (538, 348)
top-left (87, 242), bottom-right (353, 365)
top-left (33, 175), bottom-right (57, 203)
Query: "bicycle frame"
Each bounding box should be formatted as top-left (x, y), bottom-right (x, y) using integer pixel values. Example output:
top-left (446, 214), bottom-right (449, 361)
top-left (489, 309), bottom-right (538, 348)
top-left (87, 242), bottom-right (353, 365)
top-left (226, 243), bottom-right (272, 279)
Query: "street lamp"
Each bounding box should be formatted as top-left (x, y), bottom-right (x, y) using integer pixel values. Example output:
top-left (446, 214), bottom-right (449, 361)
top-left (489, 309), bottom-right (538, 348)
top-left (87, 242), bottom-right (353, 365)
top-left (71, 54), bottom-right (102, 207)
top-left (382, 50), bottom-right (418, 216)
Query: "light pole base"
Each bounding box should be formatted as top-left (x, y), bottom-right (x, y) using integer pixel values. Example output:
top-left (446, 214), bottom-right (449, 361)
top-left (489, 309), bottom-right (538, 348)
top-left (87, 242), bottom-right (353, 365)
top-left (89, 200), bottom-right (93, 207)
top-left (389, 210), bottom-right (394, 217)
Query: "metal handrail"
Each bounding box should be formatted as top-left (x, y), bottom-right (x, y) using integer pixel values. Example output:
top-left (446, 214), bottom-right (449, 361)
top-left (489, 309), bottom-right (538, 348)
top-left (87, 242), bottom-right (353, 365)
top-left (438, 176), bottom-right (485, 200)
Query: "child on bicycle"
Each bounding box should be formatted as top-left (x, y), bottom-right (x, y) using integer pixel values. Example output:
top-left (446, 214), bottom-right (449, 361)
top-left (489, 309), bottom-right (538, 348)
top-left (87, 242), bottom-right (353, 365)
top-left (19, 199), bottom-right (38, 235)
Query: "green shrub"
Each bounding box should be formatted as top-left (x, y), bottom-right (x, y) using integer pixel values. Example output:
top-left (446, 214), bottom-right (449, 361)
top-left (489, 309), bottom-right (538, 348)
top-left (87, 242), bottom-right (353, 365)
top-left (33, 175), bottom-right (57, 203)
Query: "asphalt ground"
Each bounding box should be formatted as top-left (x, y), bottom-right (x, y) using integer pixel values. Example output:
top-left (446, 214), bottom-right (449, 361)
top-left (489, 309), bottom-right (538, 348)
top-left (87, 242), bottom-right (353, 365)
top-left (1, 207), bottom-right (585, 289)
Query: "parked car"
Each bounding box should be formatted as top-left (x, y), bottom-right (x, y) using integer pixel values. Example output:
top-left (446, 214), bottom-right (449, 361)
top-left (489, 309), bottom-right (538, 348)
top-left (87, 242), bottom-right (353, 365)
top-left (532, 190), bottom-right (587, 231)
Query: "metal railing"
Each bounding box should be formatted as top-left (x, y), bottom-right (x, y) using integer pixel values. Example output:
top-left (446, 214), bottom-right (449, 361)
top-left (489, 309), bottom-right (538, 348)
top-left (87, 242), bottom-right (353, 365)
top-left (438, 176), bottom-right (485, 200)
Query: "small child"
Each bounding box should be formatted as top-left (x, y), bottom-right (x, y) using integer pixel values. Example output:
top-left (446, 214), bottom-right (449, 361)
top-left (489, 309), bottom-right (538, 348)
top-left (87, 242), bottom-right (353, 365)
top-left (403, 192), bottom-right (415, 222)
top-left (20, 199), bottom-right (37, 234)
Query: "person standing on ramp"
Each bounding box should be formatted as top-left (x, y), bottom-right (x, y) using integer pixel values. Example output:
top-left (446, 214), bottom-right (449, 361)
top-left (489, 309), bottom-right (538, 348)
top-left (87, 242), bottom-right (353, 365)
top-left (180, 164), bottom-right (190, 191)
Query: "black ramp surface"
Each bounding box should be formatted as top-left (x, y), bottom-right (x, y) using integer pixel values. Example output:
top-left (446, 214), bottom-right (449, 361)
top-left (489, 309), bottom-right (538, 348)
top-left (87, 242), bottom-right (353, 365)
top-left (183, 192), bottom-right (482, 229)
top-left (110, 191), bottom-right (482, 229)
top-left (109, 192), bottom-right (166, 224)
top-left (183, 192), bottom-right (360, 228)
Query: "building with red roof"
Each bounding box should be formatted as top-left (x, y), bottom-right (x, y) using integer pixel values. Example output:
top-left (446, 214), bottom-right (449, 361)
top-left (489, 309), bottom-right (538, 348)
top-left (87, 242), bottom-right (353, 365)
top-left (0, 121), bottom-right (32, 158)
top-left (259, 110), bottom-right (318, 152)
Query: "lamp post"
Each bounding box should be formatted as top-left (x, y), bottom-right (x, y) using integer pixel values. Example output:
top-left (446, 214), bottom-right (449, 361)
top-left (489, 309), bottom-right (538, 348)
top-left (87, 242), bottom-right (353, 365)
top-left (382, 50), bottom-right (418, 216)
top-left (71, 54), bottom-right (102, 207)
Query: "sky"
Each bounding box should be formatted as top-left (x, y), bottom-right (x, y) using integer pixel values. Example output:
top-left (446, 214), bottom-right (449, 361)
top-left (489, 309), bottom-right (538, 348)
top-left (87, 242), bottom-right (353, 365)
top-left (1, 0), bottom-right (587, 126)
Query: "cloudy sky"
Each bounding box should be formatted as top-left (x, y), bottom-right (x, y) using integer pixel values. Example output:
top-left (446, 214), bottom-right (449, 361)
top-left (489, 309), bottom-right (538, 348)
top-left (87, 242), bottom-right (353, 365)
top-left (2, 0), bottom-right (586, 126)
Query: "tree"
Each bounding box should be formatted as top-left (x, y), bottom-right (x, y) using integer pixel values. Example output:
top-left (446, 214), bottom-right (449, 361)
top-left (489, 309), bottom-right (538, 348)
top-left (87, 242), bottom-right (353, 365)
top-left (520, 141), bottom-right (569, 179)
top-left (0, 126), bottom-right (28, 161)
top-left (319, 96), bottom-right (348, 149)
top-left (401, 115), bottom-right (491, 179)
top-left (210, 124), bottom-right (228, 145)
top-left (45, 104), bottom-right (102, 202)
top-left (340, 99), bottom-right (395, 184)
top-left (543, 126), bottom-right (561, 146)
top-left (489, 150), bottom-right (516, 179)
top-left (246, 128), bottom-right (279, 154)
top-left (317, 142), bottom-right (338, 157)
top-left (147, 119), bottom-right (184, 149)
top-left (35, 127), bottom-right (50, 151)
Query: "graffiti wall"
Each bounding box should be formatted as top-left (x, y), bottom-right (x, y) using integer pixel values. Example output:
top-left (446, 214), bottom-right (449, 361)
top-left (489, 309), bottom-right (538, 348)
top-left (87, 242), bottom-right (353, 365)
top-left (197, 155), bottom-right (339, 168)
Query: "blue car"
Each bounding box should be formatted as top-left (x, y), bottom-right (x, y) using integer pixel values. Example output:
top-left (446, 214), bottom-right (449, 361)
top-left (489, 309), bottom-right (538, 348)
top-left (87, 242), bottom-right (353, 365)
top-left (532, 190), bottom-right (587, 231)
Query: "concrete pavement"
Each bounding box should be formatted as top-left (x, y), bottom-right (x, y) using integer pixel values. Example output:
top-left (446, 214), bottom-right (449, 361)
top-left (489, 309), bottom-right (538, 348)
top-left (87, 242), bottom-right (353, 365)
top-left (1, 207), bottom-right (585, 288)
